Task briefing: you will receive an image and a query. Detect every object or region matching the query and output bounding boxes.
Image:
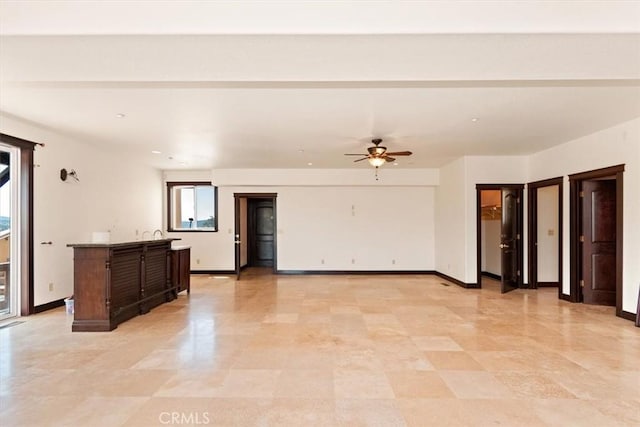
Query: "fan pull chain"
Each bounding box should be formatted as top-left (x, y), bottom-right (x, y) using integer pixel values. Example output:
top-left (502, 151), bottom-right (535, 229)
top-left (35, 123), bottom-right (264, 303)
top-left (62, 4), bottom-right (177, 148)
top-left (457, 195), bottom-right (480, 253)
top-left (375, 166), bottom-right (379, 181)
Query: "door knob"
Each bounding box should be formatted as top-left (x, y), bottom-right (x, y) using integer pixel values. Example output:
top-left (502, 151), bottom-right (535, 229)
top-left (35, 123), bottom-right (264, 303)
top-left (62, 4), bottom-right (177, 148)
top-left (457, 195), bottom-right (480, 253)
top-left (235, 240), bottom-right (241, 244)
top-left (499, 243), bottom-right (509, 249)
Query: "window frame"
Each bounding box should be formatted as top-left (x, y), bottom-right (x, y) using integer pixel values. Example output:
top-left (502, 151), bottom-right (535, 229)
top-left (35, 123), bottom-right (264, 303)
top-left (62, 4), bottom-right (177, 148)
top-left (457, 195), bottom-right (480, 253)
top-left (166, 181), bottom-right (218, 233)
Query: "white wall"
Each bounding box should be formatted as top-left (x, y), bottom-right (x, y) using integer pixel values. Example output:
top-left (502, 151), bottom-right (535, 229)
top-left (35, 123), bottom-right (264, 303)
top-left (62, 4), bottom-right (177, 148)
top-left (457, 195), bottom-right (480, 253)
top-left (164, 169), bottom-right (437, 271)
top-left (434, 157), bottom-right (467, 280)
top-left (278, 186), bottom-right (435, 270)
top-left (528, 117), bottom-right (640, 313)
top-left (537, 185), bottom-right (559, 283)
top-left (1, 114), bottom-right (163, 306)
top-left (481, 219), bottom-right (501, 276)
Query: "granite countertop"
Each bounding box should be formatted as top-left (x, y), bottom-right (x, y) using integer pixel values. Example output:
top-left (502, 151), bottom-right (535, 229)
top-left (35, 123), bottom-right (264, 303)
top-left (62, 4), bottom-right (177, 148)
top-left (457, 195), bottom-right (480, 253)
top-left (171, 245), bottom-right (191, 250)
top-left (67, 238), bottom-right (180, 248)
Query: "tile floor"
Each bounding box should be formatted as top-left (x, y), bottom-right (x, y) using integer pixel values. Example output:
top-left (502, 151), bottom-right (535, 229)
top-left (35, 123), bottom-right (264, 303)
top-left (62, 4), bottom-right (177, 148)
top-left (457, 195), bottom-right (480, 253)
top-left (1, 272), bottom-right (639, 426)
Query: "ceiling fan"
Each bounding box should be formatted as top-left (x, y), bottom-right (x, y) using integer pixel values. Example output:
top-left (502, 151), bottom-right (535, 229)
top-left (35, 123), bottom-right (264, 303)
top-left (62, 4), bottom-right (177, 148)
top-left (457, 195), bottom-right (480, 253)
top-left (344, 138), bottom-right (412, 168)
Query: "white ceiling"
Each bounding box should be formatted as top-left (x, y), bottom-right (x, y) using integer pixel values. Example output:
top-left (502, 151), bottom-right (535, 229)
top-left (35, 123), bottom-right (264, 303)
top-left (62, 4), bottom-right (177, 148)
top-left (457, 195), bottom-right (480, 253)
top-left (1, 1), bottom-right (639, 170)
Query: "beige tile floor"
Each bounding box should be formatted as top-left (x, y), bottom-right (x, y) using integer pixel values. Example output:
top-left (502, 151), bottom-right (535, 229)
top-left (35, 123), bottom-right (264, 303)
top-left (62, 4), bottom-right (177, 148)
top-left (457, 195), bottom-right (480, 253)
top-left (1, 271), bottom-right (639, 426)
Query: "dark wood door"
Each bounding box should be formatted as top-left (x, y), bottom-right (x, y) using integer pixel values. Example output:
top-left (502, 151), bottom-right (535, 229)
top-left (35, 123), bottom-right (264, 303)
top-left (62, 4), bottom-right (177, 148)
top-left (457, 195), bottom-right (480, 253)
top-left (501, 189), bottom-right (521, 293)
top-left (248, 199), bottom-right (274, 267)
top-left (582, 180), bottom-right (616, 305)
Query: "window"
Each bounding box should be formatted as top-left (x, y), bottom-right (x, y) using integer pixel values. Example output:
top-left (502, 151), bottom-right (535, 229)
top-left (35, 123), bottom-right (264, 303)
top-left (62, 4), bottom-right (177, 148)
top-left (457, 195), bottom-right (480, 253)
top-left (167, 182), bottom-right (218, 232)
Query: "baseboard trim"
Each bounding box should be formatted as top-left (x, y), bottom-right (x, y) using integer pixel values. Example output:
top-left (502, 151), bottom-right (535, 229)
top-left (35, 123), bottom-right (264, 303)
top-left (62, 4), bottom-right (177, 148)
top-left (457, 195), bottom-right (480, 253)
top-left (191, 270), bottom-right (235, 275)
top-left (537, 281), bottom-right (559, 287)
top-left (434, 272), bottom-right (479, 289)
top-left (276, 270), bottom-right (437, 275)
top-left (481, 271), bottom-right (501, 281)
top-left (34, 298), bottom-right (65, 313)
top-left (618, 310), bottom-right (636, 323)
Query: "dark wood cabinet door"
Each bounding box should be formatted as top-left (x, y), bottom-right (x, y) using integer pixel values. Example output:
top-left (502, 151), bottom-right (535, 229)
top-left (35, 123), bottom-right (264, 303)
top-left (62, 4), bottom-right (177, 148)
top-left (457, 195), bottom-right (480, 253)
top-left (144, 243), bottom-right (170, 310)
top-left (110, 247), bottom-right (142, 323)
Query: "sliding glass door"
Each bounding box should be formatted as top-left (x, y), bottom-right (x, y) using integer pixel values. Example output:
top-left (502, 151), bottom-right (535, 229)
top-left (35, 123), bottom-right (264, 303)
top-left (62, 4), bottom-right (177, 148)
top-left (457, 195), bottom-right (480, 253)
top-left (0, 144), bottom-right (19, 319)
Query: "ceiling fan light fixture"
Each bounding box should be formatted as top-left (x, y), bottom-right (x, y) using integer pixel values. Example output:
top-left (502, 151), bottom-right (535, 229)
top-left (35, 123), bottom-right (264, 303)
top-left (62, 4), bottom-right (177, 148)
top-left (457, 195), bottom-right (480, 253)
top-left (368, 157), bottom-right (386, 167)
top-left (368, 146), bottom-right (386, 155)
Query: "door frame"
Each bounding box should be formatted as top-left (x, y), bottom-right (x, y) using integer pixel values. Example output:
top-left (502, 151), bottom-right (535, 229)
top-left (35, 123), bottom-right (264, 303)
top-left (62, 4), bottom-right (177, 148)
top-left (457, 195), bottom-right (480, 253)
top-left (568, 164), bottom-right (624, 317)
top-left (476, 184), bottom-right (524, 289)
top-left (527, 177), bottom-right (563, 298)
top-left (233, 193), bottom-right (278, 279)
top-left (0, 134), bottom-right (36, 316)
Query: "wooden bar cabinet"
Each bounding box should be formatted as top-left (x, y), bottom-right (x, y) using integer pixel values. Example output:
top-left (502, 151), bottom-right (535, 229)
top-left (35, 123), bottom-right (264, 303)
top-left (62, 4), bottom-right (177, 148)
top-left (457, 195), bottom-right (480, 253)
top-left (67, 239), bottom-right (181, 332)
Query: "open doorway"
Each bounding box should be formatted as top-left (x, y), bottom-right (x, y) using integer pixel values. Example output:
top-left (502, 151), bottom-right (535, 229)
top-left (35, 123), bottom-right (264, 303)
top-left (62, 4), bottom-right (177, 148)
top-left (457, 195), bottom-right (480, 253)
top-left (479, 189), bottom-right (502, 282)
top-left (527, 177), bottom-right (563, 298)
top-left (234, 193), bottom-right (277, 280)
top-left (569, 165), bottom-right (624, 316)
top-left (476, 184), bottom-right (524, 292)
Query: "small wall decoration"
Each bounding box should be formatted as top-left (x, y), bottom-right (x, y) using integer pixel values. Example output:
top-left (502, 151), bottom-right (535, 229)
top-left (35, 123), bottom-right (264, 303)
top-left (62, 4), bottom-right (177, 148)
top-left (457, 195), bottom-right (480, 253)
top-left (60, 168), bottom-right (79, 182)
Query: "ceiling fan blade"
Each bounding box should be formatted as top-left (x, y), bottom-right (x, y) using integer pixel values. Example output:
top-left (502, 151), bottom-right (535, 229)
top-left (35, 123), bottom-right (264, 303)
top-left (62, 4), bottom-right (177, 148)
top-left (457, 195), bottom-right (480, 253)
top-left (353, 157), bottom-right (369, 163)
top-left (384, 151), bottom-right (412, 156)
top-left (385, 157), bottom-right (396, 162)
top-left (344, 153), bottom-right (366, 156)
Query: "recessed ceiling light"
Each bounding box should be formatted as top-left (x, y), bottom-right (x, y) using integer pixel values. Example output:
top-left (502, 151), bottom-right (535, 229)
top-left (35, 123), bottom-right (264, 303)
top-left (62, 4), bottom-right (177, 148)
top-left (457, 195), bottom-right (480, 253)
top-left (471, 117), bottom-right (479, 122)
top-left (393, 162), bottom-right (399, 166)
top-left (116, 113), bottom-right (126, 118)
top-left (298, 149), bottom-right (305, 153)
top-left (307, 162), bottom-right (313, 166)
top-left (151, 150), bottom-right (162, 154)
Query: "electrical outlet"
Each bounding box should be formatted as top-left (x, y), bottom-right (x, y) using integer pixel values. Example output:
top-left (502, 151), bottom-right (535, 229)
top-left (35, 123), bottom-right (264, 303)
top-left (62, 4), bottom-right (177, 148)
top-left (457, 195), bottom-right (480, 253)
top-left (351, 258), bottom-right (355, 264)
top-left (48, 282), bottom-right (54, 291)
top-left (196, 259), bottom-right (201, 265)
top-left (392, 259), bottom-right (396, 265)
top-left (321, 259), bottom-right (325, 264)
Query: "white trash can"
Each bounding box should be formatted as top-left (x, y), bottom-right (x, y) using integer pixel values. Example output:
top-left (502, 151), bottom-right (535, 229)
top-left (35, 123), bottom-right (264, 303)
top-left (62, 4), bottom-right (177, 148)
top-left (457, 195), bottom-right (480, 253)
top-left (64, 297), bottom-right (74, 315)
